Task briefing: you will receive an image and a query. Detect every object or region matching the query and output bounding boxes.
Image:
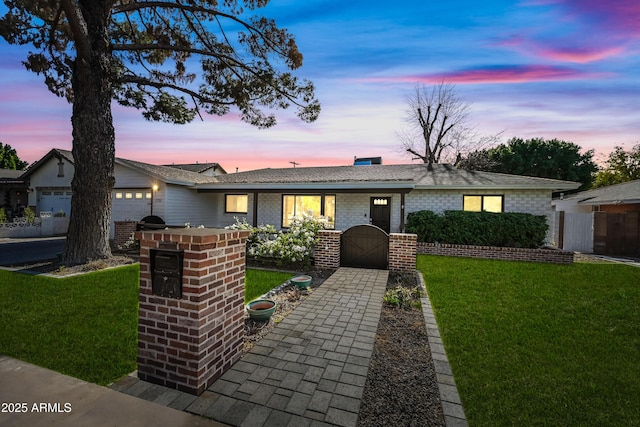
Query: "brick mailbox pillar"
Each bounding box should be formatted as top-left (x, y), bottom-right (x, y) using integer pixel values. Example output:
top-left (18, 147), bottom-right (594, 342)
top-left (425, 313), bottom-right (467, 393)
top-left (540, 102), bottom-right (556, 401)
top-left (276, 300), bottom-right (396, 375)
top-left (136, 228), bottom-right (250, 395)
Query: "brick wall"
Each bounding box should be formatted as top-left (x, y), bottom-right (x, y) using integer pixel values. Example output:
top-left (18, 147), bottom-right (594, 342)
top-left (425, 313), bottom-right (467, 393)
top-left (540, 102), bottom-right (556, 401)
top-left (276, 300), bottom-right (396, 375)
top-left (417, 242), bottom-right (574, 264)
top-left (389, 233), bottom-right (417, 272)
top-left (136, 228), bottom-right (250, 395)
top-left (315, 230), bottom-right (341, 269)
top-left (113, 220), bottom-right (138, 247)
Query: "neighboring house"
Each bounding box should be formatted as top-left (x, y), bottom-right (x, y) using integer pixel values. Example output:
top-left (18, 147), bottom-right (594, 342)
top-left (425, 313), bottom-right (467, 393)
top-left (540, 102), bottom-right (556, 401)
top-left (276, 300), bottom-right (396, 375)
top-left (24, 148), bottom-right (580, 241)
top-left (21, 148), bottom-right (222, 238)
top-left (0, 168), bottom-right (29, 219)
top-left (552, 180), bottom-right (640, 256)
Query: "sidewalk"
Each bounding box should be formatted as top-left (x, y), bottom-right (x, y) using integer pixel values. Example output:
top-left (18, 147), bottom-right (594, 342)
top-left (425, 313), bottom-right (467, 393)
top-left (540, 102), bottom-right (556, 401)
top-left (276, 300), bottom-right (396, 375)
top-left (0, 355), bottom-right (226, 427)
top-left (115, 267), bottom-right (389, 427)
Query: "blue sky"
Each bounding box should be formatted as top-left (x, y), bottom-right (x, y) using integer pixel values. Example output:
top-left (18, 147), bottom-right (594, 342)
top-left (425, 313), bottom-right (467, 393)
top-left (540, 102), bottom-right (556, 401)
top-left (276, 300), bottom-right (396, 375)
top-left (1, 0), bottom-right (638, 170)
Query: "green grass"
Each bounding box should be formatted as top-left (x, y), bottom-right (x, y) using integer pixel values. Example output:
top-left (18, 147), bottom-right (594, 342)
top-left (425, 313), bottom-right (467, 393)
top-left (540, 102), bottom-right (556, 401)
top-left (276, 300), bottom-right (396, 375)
top-left (0, 265), bottom-right (140, 386)
top-left (245, 269), bottom-right (294, 303)
top-left (419, 255), bottom-right (640, 427)
top-left (0, 266), bottom-right (291, 385)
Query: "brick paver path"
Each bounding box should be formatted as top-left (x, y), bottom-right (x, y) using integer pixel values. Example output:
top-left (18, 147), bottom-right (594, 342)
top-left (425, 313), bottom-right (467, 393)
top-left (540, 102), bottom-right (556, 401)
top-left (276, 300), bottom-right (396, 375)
top-left (115, 267), bottom-right (388, 427)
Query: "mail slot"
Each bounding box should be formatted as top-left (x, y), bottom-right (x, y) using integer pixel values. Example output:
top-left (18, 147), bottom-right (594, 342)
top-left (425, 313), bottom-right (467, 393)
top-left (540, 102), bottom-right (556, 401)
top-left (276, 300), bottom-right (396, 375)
top-left (150, 249), bottom-right (184, 298)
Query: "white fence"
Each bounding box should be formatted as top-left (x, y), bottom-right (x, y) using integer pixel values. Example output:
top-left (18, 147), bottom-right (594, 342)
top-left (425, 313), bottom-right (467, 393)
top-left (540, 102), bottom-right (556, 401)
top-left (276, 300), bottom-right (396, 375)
top-left (0, 213), bottom-right (69, 238)
top-left (562, 212), bottom-right (594, 253)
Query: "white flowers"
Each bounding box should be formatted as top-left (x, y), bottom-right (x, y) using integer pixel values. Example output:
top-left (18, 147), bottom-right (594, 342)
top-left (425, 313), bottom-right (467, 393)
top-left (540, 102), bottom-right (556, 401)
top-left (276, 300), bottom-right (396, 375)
top-left (226, 215), bottom-right (326, 266)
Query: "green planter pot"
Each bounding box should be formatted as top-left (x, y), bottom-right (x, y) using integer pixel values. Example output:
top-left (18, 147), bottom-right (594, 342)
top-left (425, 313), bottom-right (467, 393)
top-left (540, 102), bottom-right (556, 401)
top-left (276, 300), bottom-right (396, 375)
top-left (291, 275), bottom-right (312, 289)
top-left (246, 299), bottom-right (277, 321)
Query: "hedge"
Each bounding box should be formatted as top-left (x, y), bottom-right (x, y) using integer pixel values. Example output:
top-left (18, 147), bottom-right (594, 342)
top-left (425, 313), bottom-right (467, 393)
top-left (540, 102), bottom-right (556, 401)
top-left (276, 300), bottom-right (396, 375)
top-left (406, 210), bottom-right (547, 248)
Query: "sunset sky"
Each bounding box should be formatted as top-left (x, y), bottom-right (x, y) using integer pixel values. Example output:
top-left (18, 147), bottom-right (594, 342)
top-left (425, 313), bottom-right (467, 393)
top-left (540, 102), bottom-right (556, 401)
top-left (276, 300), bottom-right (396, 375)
top-left (1, 0), bottom-right (639, 171)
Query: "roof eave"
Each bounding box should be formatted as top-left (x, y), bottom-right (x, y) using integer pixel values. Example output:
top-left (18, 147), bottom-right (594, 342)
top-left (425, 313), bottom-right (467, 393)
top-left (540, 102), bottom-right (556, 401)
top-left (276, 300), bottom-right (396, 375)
top-left (415, 183), bottom-right (581, 191)
top-left (196, 182), bottom-right (415, 193)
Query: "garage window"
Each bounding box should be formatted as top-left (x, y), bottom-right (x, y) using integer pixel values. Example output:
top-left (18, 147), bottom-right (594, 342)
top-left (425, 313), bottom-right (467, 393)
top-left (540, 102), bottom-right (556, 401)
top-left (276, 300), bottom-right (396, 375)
top-left (225, 194), bottom-right (248, 213)
top-left (115, 192), bottom-right (123, 199)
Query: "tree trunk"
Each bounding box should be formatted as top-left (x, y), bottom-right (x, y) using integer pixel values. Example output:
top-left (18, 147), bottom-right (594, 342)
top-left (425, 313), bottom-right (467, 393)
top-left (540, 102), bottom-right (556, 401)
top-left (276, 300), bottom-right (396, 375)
top-left (62, 2), bottom-right (115, 264)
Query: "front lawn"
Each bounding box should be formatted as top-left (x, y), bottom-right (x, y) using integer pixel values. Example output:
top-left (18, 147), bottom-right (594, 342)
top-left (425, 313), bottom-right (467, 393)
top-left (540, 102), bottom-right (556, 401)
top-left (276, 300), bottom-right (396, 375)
top-left (0, 266), bottom-right (292, 386)
top-left (0, 265), bottom-right (140, 386)
top-left (419, 255), bottom-right (640, 426)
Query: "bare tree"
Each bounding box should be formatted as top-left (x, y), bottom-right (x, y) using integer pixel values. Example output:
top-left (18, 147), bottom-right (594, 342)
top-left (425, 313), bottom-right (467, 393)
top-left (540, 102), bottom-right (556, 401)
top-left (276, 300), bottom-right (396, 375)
top-left (399, 82), bottom-right (496, 165)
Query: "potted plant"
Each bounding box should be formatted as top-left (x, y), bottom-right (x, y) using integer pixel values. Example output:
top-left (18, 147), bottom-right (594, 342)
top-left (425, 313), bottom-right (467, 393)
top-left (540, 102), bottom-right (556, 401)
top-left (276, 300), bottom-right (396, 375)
top-left (246, 299), bottom-right (277, 321)
top-left (291, 275), bottom-right (312, 289)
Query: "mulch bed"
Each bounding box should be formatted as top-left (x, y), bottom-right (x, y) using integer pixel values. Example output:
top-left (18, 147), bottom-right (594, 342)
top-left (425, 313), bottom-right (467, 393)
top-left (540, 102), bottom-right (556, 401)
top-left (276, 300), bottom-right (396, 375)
top-left (357, 272), bottom-right (446, 426)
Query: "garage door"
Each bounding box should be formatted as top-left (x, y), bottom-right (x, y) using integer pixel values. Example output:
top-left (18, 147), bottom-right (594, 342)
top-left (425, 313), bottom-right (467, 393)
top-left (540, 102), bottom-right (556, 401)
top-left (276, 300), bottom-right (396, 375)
top-left (112, 190), bottom-right (152, 222)
top-left (39, 190), bottom-right (72, 216)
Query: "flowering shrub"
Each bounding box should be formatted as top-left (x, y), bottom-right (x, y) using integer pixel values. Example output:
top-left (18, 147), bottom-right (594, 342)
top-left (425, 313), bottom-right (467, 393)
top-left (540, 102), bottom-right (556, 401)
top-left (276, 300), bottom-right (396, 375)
top-left (226, 214), bottom-right (327, 267)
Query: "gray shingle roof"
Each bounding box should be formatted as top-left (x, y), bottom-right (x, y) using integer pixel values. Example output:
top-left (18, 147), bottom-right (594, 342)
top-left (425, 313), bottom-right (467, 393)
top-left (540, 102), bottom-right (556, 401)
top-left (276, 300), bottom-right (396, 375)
top-left (563, 179), bottom-right (640, 205)
top-left (202, 163), bottom-right (579, 191)
top-left (25, 149), bottom-right (580, 192)
top-left (116, 158), bottom-right (218, 185)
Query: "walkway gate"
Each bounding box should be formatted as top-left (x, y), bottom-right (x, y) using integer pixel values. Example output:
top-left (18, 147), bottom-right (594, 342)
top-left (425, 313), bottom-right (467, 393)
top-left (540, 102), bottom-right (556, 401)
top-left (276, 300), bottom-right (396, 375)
top-left (340, 224), bottom-right (389, 269)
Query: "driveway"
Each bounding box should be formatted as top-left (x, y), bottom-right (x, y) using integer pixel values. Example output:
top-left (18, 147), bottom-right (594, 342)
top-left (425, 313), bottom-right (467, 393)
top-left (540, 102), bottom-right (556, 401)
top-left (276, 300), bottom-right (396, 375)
top-left (0, 237), bottom-right (66, 266)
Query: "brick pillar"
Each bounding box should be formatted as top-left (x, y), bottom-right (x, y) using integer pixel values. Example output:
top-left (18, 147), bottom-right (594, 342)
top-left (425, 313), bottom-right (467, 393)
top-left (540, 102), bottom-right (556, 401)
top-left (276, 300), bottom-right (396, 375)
top-left (114, 220), bottom-right (138, 247)
top-left (315, 230), bottom-right (342, 269)
top-left (136, 228), bottom-right (250, 395)
top-left (389, 233), bottom-right (417, 272)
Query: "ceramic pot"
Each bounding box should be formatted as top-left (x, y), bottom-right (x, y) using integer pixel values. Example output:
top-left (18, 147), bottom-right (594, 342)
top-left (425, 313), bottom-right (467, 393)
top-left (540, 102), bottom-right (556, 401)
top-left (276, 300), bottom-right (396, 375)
top-left (291, 275), bottom-right (312, 289)
top-left (246, 299), bottom-right (277, 321)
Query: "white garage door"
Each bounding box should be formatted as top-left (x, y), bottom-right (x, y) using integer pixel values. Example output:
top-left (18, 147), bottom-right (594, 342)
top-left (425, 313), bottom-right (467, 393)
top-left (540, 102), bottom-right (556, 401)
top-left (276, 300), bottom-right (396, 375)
top-left (39, 190), bottom-right (72, 216)
top-left (112, 190), bottom-right (153, 222)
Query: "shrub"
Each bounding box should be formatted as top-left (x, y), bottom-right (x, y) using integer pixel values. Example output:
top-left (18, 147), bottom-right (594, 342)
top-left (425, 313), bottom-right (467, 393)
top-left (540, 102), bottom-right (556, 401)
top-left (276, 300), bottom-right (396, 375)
top-left (0, 208), bottom-right (6, 223)
top-left (23, 206), bottom-right (35, 223)
top-left (54, 210), bottom-right (66, 217)
top-left (383, 286), bottom-right (425, 309)
top-left (406, 210), bottom-right (547, 248)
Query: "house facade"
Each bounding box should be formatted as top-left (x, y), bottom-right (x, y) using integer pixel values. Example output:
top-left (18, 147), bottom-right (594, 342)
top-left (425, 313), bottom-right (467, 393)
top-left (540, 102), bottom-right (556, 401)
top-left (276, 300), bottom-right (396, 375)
top-left (21, 149), bottom-right (580, 242)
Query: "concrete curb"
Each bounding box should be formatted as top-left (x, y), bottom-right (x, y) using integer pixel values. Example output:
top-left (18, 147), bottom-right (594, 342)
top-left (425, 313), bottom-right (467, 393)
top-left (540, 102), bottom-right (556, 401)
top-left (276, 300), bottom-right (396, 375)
top-left (416, 271), bottom-right (468, 427)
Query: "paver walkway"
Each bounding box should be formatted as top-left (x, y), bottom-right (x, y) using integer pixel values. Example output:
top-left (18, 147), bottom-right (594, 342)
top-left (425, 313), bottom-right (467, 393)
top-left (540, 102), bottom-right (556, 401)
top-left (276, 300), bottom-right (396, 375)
top-left (115, 267), bottom-right (388, 427)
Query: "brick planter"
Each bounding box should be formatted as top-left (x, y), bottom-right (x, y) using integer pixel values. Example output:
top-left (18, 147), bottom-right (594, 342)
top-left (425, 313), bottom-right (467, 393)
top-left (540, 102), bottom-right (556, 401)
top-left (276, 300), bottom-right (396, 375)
top-left (136, 228), bottom-right (250, 395)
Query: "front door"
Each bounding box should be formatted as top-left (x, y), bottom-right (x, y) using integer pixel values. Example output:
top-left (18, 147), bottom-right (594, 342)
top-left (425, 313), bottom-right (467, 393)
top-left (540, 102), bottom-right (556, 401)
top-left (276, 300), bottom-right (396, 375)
top-left (370, 197), bottom-right (391, 233)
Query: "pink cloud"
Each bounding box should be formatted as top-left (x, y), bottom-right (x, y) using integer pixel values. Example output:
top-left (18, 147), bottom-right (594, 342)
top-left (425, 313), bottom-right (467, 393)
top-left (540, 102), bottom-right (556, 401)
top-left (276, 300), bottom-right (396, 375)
top-left (533, 46), bottom-right (625, 63)
top-left (360, 65), bottom-right (609, 85)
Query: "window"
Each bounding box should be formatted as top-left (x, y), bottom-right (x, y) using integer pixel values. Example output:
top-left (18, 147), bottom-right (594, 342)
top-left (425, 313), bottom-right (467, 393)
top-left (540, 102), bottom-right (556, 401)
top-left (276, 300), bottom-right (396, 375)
top-left (226, 194), bottom-right (248, 213)
top-left (125, 192), bottom-right (133, 199)
top-left (282, 195), bottom-right (335, 229)
top-left (463, 195), bottom-right (503, 213)
top-left (373, 198), bottom-right (388, 206)
top-left (57, 161), bottom-right (64, 177)
top-left (115, 192), bottom-right (123, 199)
top-left (135, 192), bottom-right (143, 199)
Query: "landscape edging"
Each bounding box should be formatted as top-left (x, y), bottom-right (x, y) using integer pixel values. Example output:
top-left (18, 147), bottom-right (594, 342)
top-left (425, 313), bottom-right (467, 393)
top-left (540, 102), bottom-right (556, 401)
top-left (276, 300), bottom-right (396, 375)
top-left (416, 270), bottom-right (469, 427)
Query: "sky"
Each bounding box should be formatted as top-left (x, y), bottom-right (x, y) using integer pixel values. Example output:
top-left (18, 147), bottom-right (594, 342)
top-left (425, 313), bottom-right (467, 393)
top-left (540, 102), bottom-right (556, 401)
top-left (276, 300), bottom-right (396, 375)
top-left (1, 0), bottom-right (639, 171)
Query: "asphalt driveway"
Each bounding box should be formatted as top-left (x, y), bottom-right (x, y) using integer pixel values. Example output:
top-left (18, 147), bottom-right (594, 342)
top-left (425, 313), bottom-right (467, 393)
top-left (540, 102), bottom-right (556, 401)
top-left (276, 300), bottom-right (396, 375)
top-left (0, 237), bottom-right (66, 266)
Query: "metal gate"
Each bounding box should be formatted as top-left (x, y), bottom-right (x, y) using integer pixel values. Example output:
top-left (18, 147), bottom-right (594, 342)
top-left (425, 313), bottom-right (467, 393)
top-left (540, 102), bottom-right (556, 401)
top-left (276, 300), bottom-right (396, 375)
top-left (340, 224), bottom-right (389, 269)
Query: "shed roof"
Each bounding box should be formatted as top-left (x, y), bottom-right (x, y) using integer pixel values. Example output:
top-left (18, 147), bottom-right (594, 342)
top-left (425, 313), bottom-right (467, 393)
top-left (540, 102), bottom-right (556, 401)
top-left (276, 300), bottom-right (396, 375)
top-left (562, 179), bottom-right (640, 205)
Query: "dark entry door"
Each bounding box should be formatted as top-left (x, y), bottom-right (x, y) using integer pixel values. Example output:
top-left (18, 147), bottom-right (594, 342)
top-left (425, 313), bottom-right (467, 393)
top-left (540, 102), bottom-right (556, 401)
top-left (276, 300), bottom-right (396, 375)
top-left (341, 225), bottom-right (389, 269)
top-left (370, 197), bottom-right (391, 233)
